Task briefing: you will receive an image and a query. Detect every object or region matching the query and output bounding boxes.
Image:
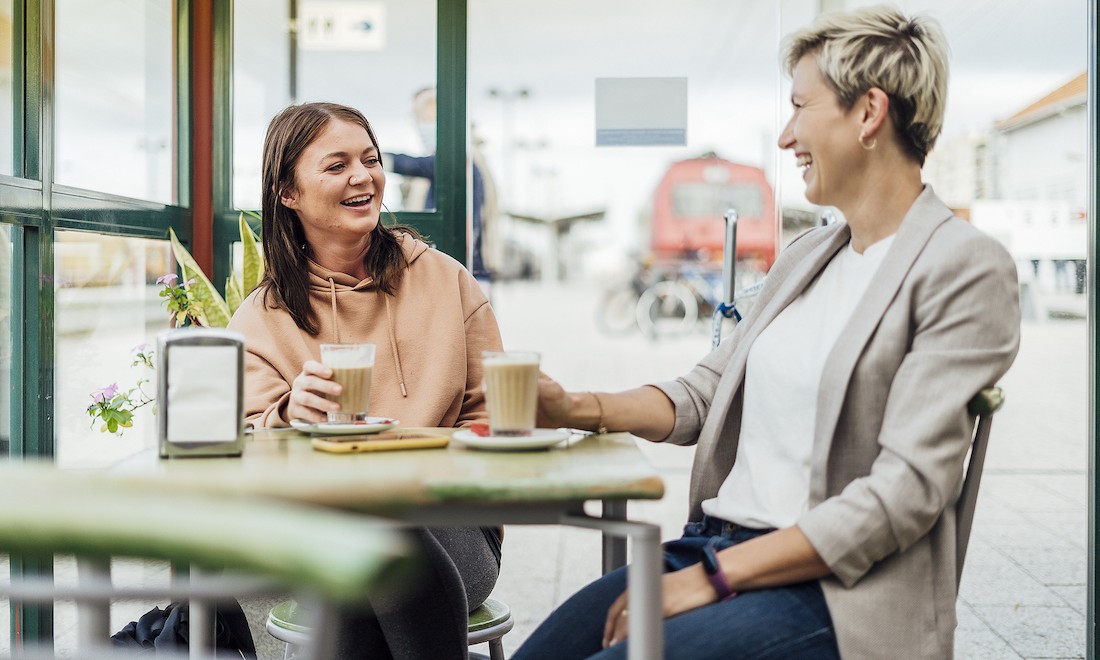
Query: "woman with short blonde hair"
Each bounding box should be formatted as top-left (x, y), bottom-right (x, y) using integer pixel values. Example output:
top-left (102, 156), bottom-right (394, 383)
top-left (783, 4), bottom-right (949, 165)
top-left (514, 6), bottom-right (1019, 659)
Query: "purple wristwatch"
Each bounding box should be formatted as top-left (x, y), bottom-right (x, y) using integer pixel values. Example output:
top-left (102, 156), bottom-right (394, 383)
top-left (701, 539), bottom-right (738, 601)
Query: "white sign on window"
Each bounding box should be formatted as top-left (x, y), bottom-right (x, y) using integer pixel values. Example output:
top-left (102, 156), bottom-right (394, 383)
top-left (595, 77), bottom-right (688, 147)
top-left (300, 1), bottom-right (386, 51)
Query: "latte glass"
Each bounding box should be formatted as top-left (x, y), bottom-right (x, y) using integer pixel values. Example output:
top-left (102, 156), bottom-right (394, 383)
top-left (320, 343), bottom-right (376, 423)
top-left (482, 351), bottom-right (541, 436)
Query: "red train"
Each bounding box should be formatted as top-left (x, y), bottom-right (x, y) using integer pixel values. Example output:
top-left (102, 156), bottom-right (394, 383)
top-left (648, 153), bottom-right (776, 272)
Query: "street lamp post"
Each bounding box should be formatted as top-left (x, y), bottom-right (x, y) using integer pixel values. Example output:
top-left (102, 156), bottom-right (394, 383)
top-left (486, 87), bottom-right (530, 210)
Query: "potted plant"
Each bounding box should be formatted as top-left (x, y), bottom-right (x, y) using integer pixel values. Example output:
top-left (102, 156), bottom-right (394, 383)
top-left (87, 213), bottom-right (262, 434)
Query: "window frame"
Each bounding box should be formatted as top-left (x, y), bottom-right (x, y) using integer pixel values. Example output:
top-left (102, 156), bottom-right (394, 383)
top-left (3, 0), bottom-right (194, 647)
top-left (212, 0), bottom-right (469, 288)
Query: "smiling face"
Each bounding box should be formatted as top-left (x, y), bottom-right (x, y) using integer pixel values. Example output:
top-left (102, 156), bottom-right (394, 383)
top-left (280, 118), bottom-right (386, 250)
top-left (778, 55), bottom-right (864, 209)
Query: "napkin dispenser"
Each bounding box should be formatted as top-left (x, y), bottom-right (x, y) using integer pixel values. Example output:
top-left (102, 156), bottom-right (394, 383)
top-left (157, 328), bottom-right (246, 458)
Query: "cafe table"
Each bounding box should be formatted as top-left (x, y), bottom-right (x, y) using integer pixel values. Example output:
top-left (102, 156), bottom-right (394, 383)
top-left (109, 428), bottom-right (667, 660)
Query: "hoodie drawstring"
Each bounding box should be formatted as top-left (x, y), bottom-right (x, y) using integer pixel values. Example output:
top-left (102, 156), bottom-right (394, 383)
top-left (327, 278), bottom-right (340, 344)
top-left (325, 277), bottom-right (407, 398)
top-left (383, 293), bottom-right (408, 397)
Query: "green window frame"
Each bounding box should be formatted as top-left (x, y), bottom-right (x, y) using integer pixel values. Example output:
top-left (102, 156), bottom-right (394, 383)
top-left (3, 0), bottom-right (195, 648)
top-left (2, 0), bottom-right (468, 646)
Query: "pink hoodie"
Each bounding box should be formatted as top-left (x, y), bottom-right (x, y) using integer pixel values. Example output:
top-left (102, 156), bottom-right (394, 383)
top-left (228, 235), bottom-right (503, 428)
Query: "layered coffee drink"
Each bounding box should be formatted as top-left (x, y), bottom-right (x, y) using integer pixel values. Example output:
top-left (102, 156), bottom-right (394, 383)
top-left (327, 366), bottom-right (373, 421)
top-left (482, 351), bottom-right (540, 436)
top-left (319, 344), bottom-right (376, 423)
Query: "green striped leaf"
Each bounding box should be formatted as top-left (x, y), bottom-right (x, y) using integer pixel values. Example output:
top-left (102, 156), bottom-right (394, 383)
top-left (239, 212), bottom-right (264, 295)
top-left (168, 227), bottom-right (231, 328)
top-left (226, 271), bottom-right (244, 315)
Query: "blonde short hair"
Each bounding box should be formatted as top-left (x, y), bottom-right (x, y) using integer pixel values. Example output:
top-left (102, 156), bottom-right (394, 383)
top-left (782, 5), bottom-right (949, 165)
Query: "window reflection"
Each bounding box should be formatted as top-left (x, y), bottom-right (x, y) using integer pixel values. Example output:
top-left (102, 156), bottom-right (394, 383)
top-left (54, 232), bottom-right (172, 469)
top-left (233, 0), bottom-right (437, 211)
top-left (54, 0), bottom-right (174, 203)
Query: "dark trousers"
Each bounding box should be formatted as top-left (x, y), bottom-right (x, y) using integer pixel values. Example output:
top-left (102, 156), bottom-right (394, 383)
top-left (333, 526), bottom-right (501, 660)
top-left (513, 517), bottom-right (840, 660)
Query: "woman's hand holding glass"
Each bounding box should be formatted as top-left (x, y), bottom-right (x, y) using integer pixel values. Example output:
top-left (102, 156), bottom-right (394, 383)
top-left (287, 360), bottom-right (341, 423)
top-left (535, 372), bottom-right (576, 429)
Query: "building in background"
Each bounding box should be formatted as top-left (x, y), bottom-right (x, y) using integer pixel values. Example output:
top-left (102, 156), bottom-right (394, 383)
top-left (927, 73), bottom-right (1087, 295)
top-left (923, 133), bottom-right (992, 217)
top-left (991, 72), bottom-right (1087, 207)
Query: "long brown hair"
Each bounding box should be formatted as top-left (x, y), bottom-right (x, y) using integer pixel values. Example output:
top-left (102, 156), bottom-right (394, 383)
top-left (258, 102), bottom-right (420, 335)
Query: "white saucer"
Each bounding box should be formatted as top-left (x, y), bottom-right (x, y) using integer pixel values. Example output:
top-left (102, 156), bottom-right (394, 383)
top-left (451, 428), bottom-right (570, 451)
top-left (290, 417), bottom-right (400, 435)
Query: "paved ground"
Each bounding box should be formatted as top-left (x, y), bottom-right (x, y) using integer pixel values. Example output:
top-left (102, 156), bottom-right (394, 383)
top-left (6, 277), bottom-right (1088, 659)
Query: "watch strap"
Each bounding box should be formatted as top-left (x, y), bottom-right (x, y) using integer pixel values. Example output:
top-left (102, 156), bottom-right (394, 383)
top-left (702, 540), bottom-right (738, 601)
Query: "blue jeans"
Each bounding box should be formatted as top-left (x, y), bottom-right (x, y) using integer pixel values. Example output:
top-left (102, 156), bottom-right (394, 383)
top-left (512, 516), bottom-right (840, 660)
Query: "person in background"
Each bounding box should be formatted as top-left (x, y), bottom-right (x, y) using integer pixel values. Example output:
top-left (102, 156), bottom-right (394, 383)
top-left (385, 87), bottom-right (497, 297)
top-left (228, 101), bottom-right (502, 659)
top-left (513, 6), bottom-right (1020, 659)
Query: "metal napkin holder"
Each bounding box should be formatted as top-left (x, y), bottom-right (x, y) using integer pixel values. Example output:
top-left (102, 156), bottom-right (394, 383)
top-left (157, 328), bottom-right (246, 458)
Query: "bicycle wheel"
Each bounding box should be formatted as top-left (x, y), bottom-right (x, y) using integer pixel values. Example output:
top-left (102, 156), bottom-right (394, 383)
top-left (596, 285), bottom-right (640, 336)
top-left (636, 280), bottom-right (699, 339)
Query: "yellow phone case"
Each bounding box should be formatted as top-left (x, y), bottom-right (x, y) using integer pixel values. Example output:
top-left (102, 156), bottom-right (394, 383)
top-left (310, 431), bottom-right (450, 454)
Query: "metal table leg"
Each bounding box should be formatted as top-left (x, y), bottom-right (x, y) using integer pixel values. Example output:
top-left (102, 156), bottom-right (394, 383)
top-left (562, 513), bottom-right (663, 660)
top-left (601, 499), bottom-right (629, 573)
top-left (76, 557), bottom-right (111, 652)
top-left (188, 567), bottom-right (213, 659)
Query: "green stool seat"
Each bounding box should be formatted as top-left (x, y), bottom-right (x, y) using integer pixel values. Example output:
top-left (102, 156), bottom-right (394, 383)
top-left (269, 599), bottom-right (313, 639)
top-left (467, 596), bottom-right (512, 634)
top-left (266, 596), bottom-right (514, 660)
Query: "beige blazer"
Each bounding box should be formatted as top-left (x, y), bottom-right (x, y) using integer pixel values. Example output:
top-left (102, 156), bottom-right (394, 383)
top-left (656, 187), bottom-right (1020, 659)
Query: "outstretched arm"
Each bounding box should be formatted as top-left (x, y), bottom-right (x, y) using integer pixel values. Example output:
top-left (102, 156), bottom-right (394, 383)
top-left (537, 376), bottom-right (676, 442)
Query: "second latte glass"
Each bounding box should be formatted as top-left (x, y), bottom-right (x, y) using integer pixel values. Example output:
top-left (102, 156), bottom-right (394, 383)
top-left (482, 351), bottom-right (540, 436)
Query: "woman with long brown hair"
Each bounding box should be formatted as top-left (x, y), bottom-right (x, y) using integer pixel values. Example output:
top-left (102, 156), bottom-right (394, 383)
top-left (229, 101), bottom-right (502, 659)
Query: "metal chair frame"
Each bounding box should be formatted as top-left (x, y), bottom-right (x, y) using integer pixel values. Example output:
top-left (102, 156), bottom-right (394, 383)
top-left (955, 386), bottom-right (1005, 587)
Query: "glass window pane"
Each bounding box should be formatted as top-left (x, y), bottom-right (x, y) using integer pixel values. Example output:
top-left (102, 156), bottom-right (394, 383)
top-left (470, 0), bottom-right (780, 287)
top-left (473, 2), bottom-right (1087, 655)
top-left (233, 0), bottom-right (291, 211)
top-left (54, 232), bottom-right (172, 469)
top-left (233, 0), bottom-right (437, 212)
top-left (0, 1), bottom-right (13, 177)
top-left (55, 0), bottom-right (175, 203)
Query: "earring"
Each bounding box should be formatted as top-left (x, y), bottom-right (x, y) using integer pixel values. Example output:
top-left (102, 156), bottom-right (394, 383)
top-left (859, 134), bottom-right (877, 150)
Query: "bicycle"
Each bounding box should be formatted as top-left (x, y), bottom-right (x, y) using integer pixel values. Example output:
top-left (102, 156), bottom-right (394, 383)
top-left (635, 262), bottom-right (765, 340)
top-left (596, 260), bottom-right (662, 336)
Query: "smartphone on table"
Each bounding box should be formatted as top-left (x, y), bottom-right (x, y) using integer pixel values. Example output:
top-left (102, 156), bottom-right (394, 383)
top-left (311, 431), bottom-right (450, 454)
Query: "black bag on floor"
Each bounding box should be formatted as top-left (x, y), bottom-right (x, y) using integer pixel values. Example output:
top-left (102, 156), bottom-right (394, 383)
top-left (110, 600), bottom-right (257, 658)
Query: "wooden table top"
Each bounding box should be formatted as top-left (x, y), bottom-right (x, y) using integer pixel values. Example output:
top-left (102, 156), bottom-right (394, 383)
top-left (107, 429), bottom-right (666, 515)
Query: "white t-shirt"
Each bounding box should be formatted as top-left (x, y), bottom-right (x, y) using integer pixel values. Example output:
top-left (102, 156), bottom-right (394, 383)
top-left (701, 234), bottom-right (895, 529)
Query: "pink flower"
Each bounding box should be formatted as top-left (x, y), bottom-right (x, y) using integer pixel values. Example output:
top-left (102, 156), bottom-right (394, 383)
top-left (156, 273), bottom-right (179, 286)
top-left (91, 383), bottom-right (119, 404)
